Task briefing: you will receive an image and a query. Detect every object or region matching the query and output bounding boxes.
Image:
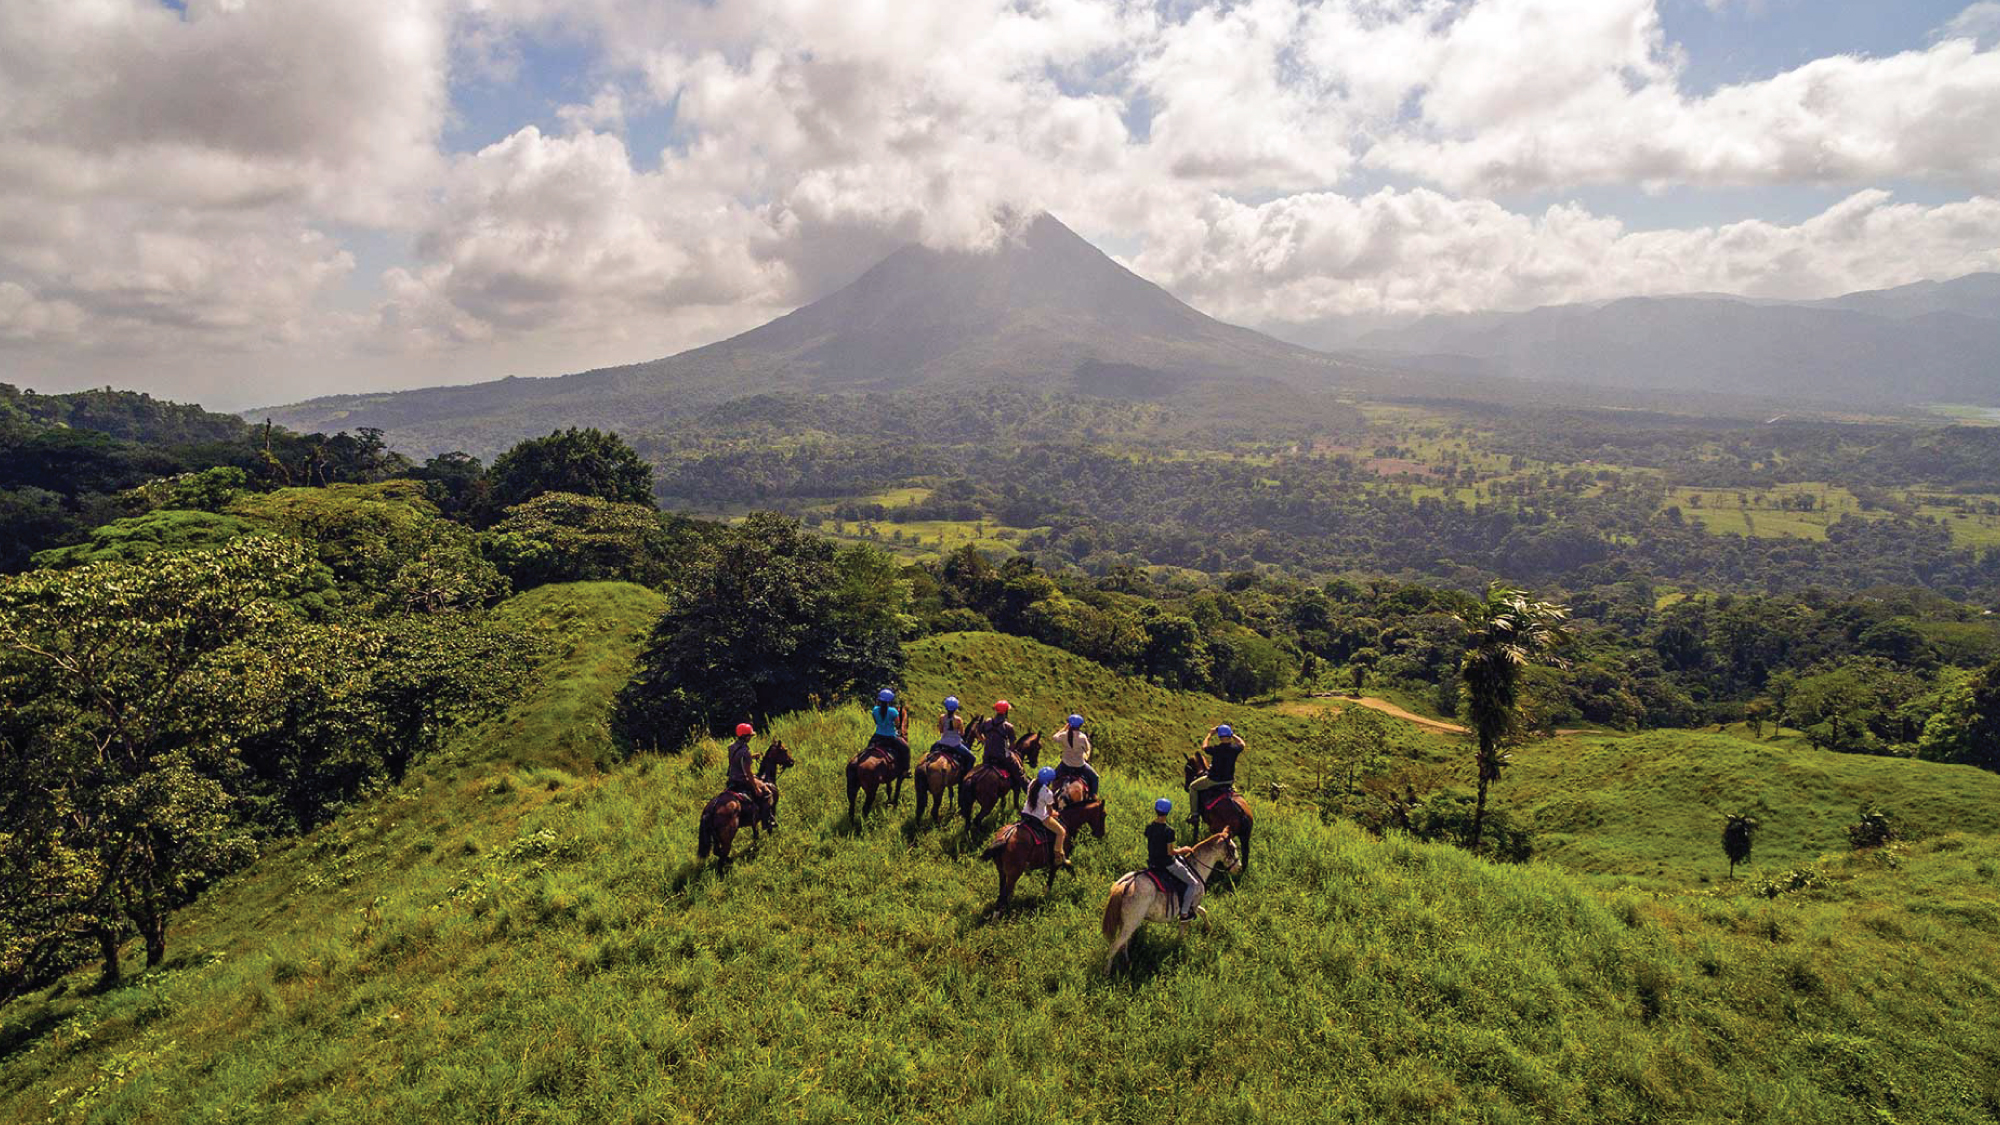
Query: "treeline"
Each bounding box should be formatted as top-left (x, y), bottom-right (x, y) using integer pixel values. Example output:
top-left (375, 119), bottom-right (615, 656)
top-left (0, 422), bottom-right (705, 997)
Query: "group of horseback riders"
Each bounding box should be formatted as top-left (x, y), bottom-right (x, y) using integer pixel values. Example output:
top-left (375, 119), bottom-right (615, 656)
top-left (711, 686), bottom-right (1248, 922)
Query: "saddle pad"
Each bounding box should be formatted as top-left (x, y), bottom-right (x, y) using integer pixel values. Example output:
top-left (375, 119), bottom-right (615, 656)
top-left (1199, 787), bottom-right (1236, 815)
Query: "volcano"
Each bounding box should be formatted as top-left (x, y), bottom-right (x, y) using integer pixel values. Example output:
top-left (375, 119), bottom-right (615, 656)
top-left (259, 215), bottom-right (1350, 457)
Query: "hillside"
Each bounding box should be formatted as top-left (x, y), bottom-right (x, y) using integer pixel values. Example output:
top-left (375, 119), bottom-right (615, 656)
top-left (1350, 275), bottom-right (2000, 408)
top-left (6, 598), bottom-right (2000, 1121)
top-left (255, 215), bottom-right (1356, 459)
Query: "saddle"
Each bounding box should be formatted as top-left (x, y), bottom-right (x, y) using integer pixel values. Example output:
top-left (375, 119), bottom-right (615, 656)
top-left (1140, 868), bottom-right (1185, 897)
top-left (920, 747), bottom-right (967, 771)
top-left (856, 744), bottom-right (896, 769)
top-left (1016, 818), bottom-right (1054, 846)
top-left (1198, 785), bottom-right (1238, 815)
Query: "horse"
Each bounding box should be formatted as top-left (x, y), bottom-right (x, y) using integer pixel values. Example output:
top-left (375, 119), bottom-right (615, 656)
top-left (976, 804), bottom-right (1070, 911)
top-left (696, 740), bottom-right (796, 867)
top-left (1054, 778), bottom-right (1106, 851)
top-left (1100, 828), bottom-right (1241, 971)
top-left (1184, 751), bottom-right (1255, 871)
top-left (959, 731), bottom-right (1041, 829)
top-left (912, 745), bottom-right (970, 824)
top-left (847, 739), bottom-right (904, 820)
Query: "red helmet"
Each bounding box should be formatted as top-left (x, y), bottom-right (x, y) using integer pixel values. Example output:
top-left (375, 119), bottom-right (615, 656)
top-left (735, 723), bottom-right (754, 737)
top-left (993, 700), bottom-right (1011, 714)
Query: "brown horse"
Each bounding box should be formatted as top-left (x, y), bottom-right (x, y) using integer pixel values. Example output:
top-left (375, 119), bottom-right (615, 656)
top-left (960, 731), bottom-right (1041, 829)
top-left (1055, 778), bottom-right (1106, 850)
top-left (1101, 828), bottom-right (1240, 971)
top-left (912, 746), bottom-right (969, 824)
top-left (846, 741), bottom-right (903, 820)
top-left (1184, 751), bottom-right (1254, 871)
top-left (696, 740), bottom-right (796, 866)
top-left (977, 813), bottom-right (1069, 911)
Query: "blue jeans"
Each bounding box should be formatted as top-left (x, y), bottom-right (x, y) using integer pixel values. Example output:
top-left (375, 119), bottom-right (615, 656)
top-left (1055, 762), bottom-right (1100, 796)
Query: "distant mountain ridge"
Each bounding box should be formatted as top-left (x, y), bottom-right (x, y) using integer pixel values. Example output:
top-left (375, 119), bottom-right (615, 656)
top-left (259, 214), bottom-right (1353, 458)
top-left (1349, 273), bottom-right (2000, 407)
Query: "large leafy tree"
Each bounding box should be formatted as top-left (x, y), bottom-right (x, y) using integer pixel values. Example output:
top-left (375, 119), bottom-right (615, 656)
top-left (613, 514), bottom-right (908, 750)
top-left (488, 428), bottom-right (655, 511)
top-left (0, 538), bottom-right (321, 986)
top-left (1458, 584), bottom-right (1569, 853)
top-left (1916, 659), bottom-right (2000, 772)
top-left (482, 491), bottom-right (702, 590)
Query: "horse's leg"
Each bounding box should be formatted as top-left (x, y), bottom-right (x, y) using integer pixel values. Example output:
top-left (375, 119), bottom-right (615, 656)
top-left (914, 777), bottom-right (928, 822)
top-left (847, 767), bottom-right (859, 822)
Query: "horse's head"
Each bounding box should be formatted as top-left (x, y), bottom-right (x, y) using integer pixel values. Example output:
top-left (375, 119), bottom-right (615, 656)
top-left (1015, 731), bottom-right (1041, 766)
top-left (1184, 752), bottom-right (1208, 788)
top-left (762, 740), bottom-right (795, 775)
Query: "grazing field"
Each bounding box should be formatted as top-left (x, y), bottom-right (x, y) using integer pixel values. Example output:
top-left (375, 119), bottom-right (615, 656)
top-left (5, 592), bottom-right (2000, 1123)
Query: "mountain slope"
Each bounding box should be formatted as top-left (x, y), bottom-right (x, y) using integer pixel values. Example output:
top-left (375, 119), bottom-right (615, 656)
top-left (1354, 274), bottom-right (2000, 407)
top-left (7, 602), bottom-right (2000, 1122)
top-left (259, 215), bottom-right (1351, 458)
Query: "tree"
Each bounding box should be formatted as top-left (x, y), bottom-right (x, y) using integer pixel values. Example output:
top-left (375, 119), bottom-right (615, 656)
top-left (482, 492), bottom-right (701, 590)
top-left (1848, 806), bottom-right (1897, 850)
top-left (1915, 659), bottom-right (2000, 773)
top-left (1722, 813), bottom-right (1756, 878)
top-left (612, 514), bottom-right (907, 748)
top-left (0, 538), bottom-right (321, 985)
top-left (488, 428), bottom-right (654, 511)
top-left (1458, 584), bottom-right (1569, 853)
top-left (1311, 706), bottom-right (1400, 824)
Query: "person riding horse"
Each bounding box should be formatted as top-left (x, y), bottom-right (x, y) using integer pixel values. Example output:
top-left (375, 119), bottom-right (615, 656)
top-left (1021, 766), bottom-right (1070, 869)
top-left (928, 696), bottom-right (976, 774)
top-left (1186, 723), bottom-right (1245, 826)
top-left (868, 689), bottom-right (912, 780)
top-left (971, 700), bottom-right (1026, 797)
top-left (1050, 712), bottom-right (1099, 804)
top-left (726, 723), bottom-right (777, 830)
top-left (1146, 798), bottom-right (1200, 920)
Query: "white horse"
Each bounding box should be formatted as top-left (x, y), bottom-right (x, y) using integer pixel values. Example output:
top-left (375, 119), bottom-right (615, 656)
top-left (1100, 828), bottom-right (1241, 971)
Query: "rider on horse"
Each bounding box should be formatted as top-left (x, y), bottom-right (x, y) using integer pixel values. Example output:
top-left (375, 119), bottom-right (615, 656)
top-left (1051, 713), bottom-right (1099, 801)
top-left (929, 696), bottom-right (975, 773)
top-left (1147, 798), bottom-right (1201, 920)
top-left (1187, 723), bottom-right (1245, 826)
top-left (974, 700), bottom-right (1025, 796)
top-left (727, 723), bottom-right (777, 830)
top-left (869, 689), bottom-right (911, 780)
top-left (1022, 765), bottom-right (1070, 869)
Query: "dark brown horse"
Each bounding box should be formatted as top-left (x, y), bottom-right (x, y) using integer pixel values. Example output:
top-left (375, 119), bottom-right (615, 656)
top-left (959, 731), bottom-right (1041, 829)
top-left (912, 746), bottom-right (969, 824)
top-left (1184, 751), bottom-right (1254, 871)
top-left (846, 740), bottom-right (904, 820)
top-left (1055, 778), bottom-right (1106, 850)
top-left (977, 811), bottom-right (1069, 911)
top-left (696, 740), bottom-right (796, 866)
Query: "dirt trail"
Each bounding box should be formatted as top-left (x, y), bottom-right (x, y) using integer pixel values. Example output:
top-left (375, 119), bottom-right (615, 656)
top-left (1305, 695), bottom-right (1591, 738)
top-left (1322, 695), bottom-right (1467, 735)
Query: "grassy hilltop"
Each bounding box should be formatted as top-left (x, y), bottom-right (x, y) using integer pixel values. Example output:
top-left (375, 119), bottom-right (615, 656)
top-left (4, 584), bottom-right (2000, 1123)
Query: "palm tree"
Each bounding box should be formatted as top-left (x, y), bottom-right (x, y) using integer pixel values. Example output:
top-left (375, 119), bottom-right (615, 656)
top-left (1458, 584), bottom-right (1569, 853)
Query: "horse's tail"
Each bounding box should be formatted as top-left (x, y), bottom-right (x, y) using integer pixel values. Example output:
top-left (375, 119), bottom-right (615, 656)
top-left (697, 808), bottom-right (715, 860)
top-left (1101, 881), bottom-right (1127, 941)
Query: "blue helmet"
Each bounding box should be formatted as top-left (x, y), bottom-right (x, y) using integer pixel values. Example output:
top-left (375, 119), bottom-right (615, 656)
top-left (1155, 798), bottom-right (1173, 815)
top-left (944, 696), bottom-right (960, 712)
top-left (1216, 724), bottom-right (1234, 740)
top-left (1037, 766), bottom-right (1056, 783)
top-left (877, 689), bottom-right (896, 704)
top-left (1067, 714), bottom-right (1084, 729)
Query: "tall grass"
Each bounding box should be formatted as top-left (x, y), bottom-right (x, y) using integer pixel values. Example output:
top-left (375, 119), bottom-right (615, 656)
top-left (5, 591), bottom-right (1999, 1123)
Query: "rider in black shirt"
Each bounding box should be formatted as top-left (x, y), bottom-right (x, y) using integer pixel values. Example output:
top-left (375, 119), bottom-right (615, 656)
top-left (1146, 798), bottom-right (1199, 920)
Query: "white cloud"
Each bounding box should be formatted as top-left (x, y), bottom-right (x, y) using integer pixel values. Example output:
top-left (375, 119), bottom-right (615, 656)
top-left (1132, 188), bottom-right (2000, 329)
top-left (1942, 3), bottom-right (2000, 47)
top-left (4, 0), bottom-right (2000, 407)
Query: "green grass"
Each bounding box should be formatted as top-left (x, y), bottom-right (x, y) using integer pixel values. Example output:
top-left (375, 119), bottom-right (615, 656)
top-left (1508, 730), bottom-right (2000, 891)
top-left (6, 598), bottom-right (2000, 1122)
